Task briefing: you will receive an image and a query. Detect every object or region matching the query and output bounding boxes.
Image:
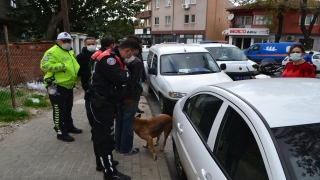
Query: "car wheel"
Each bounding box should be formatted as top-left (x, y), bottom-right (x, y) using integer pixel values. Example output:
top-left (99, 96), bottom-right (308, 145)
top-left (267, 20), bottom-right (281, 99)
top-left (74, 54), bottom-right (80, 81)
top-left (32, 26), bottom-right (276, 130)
top-left (173, 140), bottom-right (187, 180)
top-left (159, 94), bottom-right (169, 114)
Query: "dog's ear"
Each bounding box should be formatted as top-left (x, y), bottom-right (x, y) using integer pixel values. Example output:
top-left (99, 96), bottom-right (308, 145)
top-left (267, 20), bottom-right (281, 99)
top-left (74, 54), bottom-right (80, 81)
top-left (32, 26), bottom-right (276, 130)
top-left (136, 114), bottom-right (141, 118)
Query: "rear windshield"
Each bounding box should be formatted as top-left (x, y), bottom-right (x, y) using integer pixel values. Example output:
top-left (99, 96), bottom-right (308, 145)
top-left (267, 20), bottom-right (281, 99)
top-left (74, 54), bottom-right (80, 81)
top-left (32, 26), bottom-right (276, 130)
top-left (160, 53), bottom-right (220, 75)
top-left (205, 47), bottom-right (248, 61)
top-left (272, 123), bottom-right (320, 180)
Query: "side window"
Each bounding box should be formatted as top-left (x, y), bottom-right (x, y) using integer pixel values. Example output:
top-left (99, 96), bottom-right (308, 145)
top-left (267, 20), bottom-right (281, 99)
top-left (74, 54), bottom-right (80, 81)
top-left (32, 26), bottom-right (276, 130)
top-left (214, 107), bottom-right (268, 180)
top-left (184, 94), bottom-right (223, 141)
top-left (147, 51), bottom-right (154, 68)
top-left (152, 54), bottom-right (158, 73)
top-left (313, 54), bottom-right (320, 59)
top-left (252, 45), bottom-right (260, 51)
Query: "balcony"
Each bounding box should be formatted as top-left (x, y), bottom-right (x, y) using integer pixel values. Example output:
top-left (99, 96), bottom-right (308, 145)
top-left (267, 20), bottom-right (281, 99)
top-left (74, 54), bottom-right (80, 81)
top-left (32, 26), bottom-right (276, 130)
top-left (136, 10), bottom-right (152, 19)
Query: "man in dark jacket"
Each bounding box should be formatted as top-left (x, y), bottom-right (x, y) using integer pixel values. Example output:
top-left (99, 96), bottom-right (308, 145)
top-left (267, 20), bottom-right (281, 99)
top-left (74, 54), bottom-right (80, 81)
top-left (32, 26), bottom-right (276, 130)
top-left (88, 39), bottom-right (141, 180)
top-left (115, 55), bottom-right (143, 155)
top-left (76, 37), bottom-right (96, 91)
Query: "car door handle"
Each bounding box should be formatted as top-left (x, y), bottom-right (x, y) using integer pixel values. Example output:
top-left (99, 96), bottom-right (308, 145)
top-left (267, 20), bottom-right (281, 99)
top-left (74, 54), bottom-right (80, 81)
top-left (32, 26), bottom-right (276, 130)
top-left (177, 123), bottom-right (183, 134)
top-left (201, 169), bottom-right (208, 180)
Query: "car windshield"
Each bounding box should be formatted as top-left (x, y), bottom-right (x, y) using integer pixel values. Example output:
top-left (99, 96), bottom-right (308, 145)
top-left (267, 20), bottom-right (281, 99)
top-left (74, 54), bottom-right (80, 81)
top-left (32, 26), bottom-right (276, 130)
top-left (205, 47), bottom-right (248, 61)
top-left (160, 53), bottom-right (220, 75)
top-left (272, 123), bottom-right (320, 180)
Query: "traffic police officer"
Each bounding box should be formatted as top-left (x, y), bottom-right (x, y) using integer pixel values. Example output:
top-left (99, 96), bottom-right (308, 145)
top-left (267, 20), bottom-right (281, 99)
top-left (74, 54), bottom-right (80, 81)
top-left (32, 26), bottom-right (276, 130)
top-left (88, 39), bottom-right (141, 180)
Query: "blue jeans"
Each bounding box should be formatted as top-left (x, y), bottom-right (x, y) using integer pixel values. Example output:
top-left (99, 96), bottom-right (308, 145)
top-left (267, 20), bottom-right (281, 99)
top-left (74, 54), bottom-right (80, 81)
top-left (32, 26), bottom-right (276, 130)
top-left (115, 100), bottom-right (139, 154)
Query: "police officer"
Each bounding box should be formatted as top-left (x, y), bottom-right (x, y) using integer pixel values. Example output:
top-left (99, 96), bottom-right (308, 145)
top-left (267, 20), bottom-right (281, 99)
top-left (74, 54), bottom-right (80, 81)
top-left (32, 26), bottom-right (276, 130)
top-left (85, 37), bottom-right (116, 171)
top-left (76, 37), bottom-right (97, 91)
top-left (40, 32), bottom-right (82, 142)
top-left (88, 39), bottom-right (141, 180)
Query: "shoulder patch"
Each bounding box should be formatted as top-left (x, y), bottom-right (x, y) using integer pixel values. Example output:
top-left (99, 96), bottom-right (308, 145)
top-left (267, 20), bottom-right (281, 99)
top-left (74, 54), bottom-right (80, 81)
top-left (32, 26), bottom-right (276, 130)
top-left (107, 57), bottom-right (116, 65)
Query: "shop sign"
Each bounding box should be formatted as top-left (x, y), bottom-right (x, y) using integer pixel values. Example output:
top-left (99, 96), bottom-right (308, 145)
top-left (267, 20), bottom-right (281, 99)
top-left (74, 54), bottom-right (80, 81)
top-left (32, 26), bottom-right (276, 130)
top-left (228, 28), bottom-right (269, 36)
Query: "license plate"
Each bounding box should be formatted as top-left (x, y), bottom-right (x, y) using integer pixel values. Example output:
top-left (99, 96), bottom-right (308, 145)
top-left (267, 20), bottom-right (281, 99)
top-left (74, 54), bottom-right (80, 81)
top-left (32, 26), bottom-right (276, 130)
top-left (233, 76), bottom-right (251, 80)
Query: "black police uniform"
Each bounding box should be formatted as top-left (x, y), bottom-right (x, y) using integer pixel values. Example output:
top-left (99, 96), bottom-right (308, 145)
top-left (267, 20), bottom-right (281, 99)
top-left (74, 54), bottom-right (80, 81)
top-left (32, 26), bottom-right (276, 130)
top-left (88, 46), bottom-right (130, 179)
top-left (76, 47), bottom-right (94, 91)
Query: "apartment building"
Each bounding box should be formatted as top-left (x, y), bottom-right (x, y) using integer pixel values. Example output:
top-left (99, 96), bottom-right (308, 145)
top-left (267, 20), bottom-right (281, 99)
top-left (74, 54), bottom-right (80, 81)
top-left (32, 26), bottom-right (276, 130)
top-left (0, 0), bottom-right (19, 41)
top-left (135, 0), bottom-right (234, 44)
top-left (225, 6), bottom-right (320, 50)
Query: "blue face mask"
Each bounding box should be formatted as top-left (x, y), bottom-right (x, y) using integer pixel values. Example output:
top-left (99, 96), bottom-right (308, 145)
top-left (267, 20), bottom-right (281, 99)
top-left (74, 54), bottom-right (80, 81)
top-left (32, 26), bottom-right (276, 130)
top-left (290, 53), bottom-right (302, 61)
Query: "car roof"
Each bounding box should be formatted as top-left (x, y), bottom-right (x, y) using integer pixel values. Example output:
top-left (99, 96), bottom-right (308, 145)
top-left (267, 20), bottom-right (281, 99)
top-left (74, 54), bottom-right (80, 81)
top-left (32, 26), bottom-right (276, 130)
top-left (150, 44), bottom-right (209, 54)
top-left (210, 78), bottom-right (320, 128)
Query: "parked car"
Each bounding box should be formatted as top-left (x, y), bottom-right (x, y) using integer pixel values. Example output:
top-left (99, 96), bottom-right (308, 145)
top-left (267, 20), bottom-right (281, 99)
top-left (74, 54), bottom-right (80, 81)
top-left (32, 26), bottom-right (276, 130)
top-left (145, 44), bottom-right (232, 114)
top-left (244, 42), bottom-right (297, 63)
top-left (172, 78), bottom-right (320, 180)
top-left (282, 51), bottom-right (320, 72)
top-left (198, 43), bottom-right (260, 80)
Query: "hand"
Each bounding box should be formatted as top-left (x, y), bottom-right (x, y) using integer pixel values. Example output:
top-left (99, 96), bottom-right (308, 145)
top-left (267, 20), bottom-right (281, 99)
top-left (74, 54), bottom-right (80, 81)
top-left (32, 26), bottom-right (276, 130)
top-left (124, 66), bottom-right (128, 70)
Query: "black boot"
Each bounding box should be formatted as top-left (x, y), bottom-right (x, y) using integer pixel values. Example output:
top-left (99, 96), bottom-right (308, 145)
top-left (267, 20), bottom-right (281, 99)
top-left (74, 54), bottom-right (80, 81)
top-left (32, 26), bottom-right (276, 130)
top-left (100, 155), bottom-right (131, 180)
top-left (57, 133), bottom-right (74, 142)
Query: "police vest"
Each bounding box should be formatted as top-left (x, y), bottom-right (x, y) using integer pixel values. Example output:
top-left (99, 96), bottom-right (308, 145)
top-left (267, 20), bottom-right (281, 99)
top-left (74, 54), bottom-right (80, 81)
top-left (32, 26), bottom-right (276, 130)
top-left (96, 49), bottom-right (124, 69)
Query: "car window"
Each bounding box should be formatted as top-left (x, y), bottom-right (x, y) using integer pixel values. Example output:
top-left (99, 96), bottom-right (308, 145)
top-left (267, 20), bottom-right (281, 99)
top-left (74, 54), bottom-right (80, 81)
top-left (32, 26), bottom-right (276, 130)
top-left (272, 123), bottom-right (320, 180)
top-left (313, 54), bottom-right (320, 59)
top-left (252, 45), bottom-right (260, 51)
top-left (160, 53), bottom-right (220, 75)
top-left (214, 107), bottom-right (269, 180)
top-left (142, 51), bottom-right (148, 61)
top-left (183, 94), bottom-right (223, 141)
top-left (152, 54), bottom-right (158, 74)
top-left (205, 47), bottom-right (247, 61)
top-left (147, 51), bottom-right (154, 68)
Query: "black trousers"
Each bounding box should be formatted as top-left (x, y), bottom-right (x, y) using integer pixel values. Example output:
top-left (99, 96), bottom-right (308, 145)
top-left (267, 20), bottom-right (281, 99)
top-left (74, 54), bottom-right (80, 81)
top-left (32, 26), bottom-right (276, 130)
top-left (48, 86), bottom-right (74, 134)
top-left (89, 101), bottom-right (118, 174)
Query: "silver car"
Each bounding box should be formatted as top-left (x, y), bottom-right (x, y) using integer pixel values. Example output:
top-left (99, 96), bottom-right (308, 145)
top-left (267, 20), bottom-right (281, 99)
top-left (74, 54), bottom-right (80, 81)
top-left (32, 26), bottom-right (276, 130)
top-left (172, 78), bottom-right (320, 180)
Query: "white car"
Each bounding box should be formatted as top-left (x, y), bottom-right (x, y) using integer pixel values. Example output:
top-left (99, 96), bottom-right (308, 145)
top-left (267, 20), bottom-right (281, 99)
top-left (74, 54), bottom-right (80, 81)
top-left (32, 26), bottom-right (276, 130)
top-left (198, 43), bottom-right (260, 80)
top-left (145, 44), bottom-right (232, 114)
top-left (172, 78), bottom-right (320, 180)
top-left (282, 51), bottom-right (320, 71)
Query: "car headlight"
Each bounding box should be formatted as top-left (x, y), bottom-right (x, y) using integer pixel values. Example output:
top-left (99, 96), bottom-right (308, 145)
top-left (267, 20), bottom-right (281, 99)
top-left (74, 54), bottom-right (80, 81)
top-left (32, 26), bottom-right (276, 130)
top-left (168, 92), bottom-right (187, 98)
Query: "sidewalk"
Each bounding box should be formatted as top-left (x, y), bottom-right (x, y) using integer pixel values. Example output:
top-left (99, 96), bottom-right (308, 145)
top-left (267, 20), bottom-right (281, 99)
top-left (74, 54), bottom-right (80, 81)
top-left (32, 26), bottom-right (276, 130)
top-left (0, 93), bottom-right (172, 180)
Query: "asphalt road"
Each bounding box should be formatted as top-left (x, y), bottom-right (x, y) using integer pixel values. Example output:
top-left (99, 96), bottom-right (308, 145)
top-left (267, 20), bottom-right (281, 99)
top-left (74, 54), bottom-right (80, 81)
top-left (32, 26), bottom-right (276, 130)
top-left (142, 83), bottom-right (179, 180)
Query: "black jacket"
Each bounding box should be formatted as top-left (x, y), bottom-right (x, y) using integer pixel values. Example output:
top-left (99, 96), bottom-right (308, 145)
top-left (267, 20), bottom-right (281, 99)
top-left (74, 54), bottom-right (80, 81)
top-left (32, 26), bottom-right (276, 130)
top-left (76, 47), bottom-right (94, 90)
top-left (125, 58), bottom-right (143, 101)
top-left (136, 52), bottom-right (146, 81)
top-left (89, 46), bottom-right (131, 104)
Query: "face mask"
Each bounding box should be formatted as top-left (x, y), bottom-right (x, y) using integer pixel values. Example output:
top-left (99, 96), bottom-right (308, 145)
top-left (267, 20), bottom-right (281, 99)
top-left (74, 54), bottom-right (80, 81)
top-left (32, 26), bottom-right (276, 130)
top-left (125, 56), bottom-right (135, 64)
top-left (61, 43), bottom-right (72, 50)
top-left (290, 53), bottom-right (302, 61)
top-left (87, 45), bottom-right (96, 52)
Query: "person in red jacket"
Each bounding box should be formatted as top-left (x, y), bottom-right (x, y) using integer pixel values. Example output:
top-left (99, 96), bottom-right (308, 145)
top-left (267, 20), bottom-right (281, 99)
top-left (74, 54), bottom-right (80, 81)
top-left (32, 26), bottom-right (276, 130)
top-left (281, 43), bottom-right (315, 77)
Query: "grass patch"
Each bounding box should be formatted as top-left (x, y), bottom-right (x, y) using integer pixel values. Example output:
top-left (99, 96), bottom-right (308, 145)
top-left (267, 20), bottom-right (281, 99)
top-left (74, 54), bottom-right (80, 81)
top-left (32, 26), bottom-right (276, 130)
top-left (0, 104), bottom-right (29, 122)
top-left (23, 94), bottom-right (50, 108)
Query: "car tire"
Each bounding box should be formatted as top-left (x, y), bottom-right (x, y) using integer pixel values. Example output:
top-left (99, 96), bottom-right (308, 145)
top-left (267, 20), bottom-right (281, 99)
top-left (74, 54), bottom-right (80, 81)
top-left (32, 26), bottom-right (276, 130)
top-left (159, 94), bottom-right (169, 114)
top-left (173, 140), bottom-right (187, 180)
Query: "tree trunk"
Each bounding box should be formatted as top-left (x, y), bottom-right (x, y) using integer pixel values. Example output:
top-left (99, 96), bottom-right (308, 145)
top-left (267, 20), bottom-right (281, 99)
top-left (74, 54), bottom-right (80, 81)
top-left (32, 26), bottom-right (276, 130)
top-left (275, 11), bottom-right (283, 43)
top-left (44, 0), bottom-right (74, 40)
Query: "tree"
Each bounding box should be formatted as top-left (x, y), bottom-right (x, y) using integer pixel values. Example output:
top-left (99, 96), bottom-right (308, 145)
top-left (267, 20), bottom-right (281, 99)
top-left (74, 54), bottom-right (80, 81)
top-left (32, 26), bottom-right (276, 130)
top-left (231, 0), bottom-right (320, 47)
top-left (6, 0), bottom-right (143, 41)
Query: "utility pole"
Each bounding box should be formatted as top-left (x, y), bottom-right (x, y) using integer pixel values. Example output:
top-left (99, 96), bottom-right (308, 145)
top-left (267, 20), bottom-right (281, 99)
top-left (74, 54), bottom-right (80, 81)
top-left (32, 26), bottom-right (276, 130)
top-left (60, 0), bottom-right (70, 33)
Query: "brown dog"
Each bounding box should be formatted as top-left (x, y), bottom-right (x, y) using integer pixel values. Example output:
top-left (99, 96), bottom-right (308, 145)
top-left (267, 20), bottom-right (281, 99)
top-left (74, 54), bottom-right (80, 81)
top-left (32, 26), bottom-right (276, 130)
top-left (133, 114), bottom-right (172, 160)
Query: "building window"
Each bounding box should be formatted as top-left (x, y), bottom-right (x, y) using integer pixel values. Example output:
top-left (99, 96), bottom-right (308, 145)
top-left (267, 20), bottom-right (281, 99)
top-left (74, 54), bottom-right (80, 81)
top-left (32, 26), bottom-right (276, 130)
top-left (166, 0), bottom-right (171, 6)
top-left (184, 15), bottom-right (189, 23)
top-left (191, 0), bottom-right (196, 4)
top-left (185, 0), bottom-right (191, 4)
top-left (146, 19), bottom-right (150, 26)
top-left (299, 14), bottom-right (318, 25)
top-left (191, 15), bottom-right (196, 23)
top-left (254, 15), bottom-right (272, 25)
top-left (165, 16), bottom-right (171, 25)
top-left (235, 16), bottom-right (252, 27)
top-left (10, 0), bottom-right (17, 8)
top-left (155, 17), bottom-right (159, 25)
top-left (155, 0), bottom-right (159, 8)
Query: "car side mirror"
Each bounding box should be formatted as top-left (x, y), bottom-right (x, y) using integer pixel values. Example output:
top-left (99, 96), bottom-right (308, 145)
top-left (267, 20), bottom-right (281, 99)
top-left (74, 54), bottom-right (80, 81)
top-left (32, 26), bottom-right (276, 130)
top-left (148, 68), bottom-right (157, 75)
top-left (220, 63), bottom-right (227, 70)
